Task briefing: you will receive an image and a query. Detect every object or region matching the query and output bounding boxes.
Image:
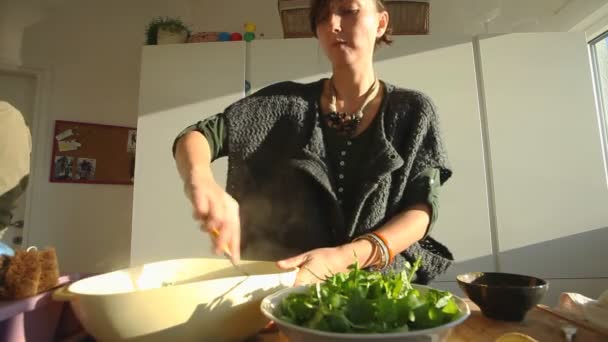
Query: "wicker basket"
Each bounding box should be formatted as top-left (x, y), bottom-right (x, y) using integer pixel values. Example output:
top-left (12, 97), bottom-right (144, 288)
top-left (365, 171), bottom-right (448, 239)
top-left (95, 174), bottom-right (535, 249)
top-left (385, 1), bottom-right (429, 35)
top-left (278, 0), bottom-right (430, 38)
top-left (278, 0), bottom-right (313, 38)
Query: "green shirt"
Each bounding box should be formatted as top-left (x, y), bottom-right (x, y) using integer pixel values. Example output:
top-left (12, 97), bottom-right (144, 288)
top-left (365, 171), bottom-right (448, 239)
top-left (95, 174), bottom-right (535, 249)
top-left (174, 113), bottom-right (442, 237)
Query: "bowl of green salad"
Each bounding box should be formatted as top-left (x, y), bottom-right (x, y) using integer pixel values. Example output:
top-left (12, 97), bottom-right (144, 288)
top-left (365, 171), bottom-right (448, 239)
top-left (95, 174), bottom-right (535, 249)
top-left (260, 259), bottom-right (470, 342)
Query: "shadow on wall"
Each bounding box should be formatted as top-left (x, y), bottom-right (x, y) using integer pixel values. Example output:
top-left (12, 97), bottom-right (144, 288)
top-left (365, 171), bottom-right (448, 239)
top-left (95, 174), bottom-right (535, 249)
top-left (431, 226), bottom-right (608, 305)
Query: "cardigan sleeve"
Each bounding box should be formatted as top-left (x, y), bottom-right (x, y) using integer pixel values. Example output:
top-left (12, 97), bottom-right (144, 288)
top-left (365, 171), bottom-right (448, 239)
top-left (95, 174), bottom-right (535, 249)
top-left (172, 113), bottom-right (228, 161)
top-left (400, 167), bottom-right (441, 238)
top-left (399, 93), bottom-right (452, 237)
top-left (409, 94), bottom-right (452, 185)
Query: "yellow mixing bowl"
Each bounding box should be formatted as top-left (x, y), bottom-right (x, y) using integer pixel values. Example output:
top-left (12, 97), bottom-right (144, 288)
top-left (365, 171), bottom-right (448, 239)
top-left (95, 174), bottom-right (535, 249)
top-left (53, 258), bottom-right (297, 341)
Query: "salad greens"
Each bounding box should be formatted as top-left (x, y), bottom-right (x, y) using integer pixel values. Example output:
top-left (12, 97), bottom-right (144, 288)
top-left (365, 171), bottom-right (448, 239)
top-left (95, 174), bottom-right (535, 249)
top-left (277, 257), bottom-right (462, 333)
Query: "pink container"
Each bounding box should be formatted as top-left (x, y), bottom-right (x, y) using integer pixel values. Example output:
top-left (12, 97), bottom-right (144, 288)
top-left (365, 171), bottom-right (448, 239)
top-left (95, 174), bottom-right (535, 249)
top-left (0, 274), bottom-right (87, 342)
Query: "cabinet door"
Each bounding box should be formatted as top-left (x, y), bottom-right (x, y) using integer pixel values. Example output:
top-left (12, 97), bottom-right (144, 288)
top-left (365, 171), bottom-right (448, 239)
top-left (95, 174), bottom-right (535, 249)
top-left (374, 36), bottom-right (494, 280)
top-left (247, 38), bottom-right (329, 92)
top-left (479, 33), bottom-right (608, 278)
top-left (132, 42), bottom-right (245, 266)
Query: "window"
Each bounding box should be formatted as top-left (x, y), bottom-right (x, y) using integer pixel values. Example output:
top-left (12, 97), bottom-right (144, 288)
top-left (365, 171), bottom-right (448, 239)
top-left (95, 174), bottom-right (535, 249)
top-left (589, 30), bottom-right (608, 169)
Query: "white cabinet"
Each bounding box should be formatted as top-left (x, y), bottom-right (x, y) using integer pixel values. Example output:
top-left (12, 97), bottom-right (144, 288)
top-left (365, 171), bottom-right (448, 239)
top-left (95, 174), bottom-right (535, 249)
top-left (132, 42), bottom-right (245, 266)
top-left (248, 38), bottom-right (329, 92)
top-left (478, 33), bottom-right (608, 278)
top-left (374, 36), bottom-right (494, 280)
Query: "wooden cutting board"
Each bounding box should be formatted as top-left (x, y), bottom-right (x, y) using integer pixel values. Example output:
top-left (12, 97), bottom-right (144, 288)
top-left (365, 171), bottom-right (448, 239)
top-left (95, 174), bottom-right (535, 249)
top-left (251, 299), bottom-right (608, 342)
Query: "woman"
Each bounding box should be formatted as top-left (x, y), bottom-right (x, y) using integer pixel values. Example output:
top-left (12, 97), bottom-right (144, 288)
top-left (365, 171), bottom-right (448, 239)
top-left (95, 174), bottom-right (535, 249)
top-left (173, 0), bottom-right (453, 285)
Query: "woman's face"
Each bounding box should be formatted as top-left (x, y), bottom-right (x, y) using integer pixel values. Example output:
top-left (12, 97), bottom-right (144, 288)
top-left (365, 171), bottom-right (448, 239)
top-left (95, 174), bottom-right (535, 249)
top-left (315, 0), bottom-right (388, 68)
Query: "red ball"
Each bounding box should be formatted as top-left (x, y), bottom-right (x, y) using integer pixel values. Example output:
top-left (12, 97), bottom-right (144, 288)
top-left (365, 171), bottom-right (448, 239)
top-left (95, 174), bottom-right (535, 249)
top-left (230, 32), bottom-right (243, 41)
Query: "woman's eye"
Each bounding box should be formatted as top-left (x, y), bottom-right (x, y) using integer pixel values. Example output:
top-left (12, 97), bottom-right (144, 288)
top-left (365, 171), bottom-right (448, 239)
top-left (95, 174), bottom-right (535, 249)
top-left (338, 8), bottom-right (359, 16)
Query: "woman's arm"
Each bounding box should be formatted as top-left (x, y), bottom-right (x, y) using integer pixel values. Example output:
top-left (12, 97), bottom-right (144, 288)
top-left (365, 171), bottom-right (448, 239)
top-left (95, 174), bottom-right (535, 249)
top-left (279, 204), bottom-right (430, 285)
top-left (174, 131), bottom-right (241, 261)
top-left (342, 168), bottom-right (440, 269)
top-left (341, 203), bottom-right (430, 267)
top-left (174, 131), bottom-right (213, 184)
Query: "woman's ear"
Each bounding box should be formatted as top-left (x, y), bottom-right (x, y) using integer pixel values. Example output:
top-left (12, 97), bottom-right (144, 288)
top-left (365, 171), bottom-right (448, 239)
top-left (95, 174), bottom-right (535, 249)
top-left (377, 10), bottom-right (389, 38)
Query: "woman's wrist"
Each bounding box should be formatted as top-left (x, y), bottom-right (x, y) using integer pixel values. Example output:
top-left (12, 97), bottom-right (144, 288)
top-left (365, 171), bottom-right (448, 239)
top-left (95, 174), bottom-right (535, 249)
top-left (339, 238), bottom-right (379, 269)
top-left (182, 166), bottom-right (216, 201)
top-left (187, 165), bottom-right (214, 183)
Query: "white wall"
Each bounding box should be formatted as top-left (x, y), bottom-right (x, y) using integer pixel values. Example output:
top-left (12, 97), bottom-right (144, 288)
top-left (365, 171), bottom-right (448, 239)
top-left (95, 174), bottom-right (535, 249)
top-left (428, 0), bottom-right (608, 34)
top-left (571, 2), bottom-right (608, 40)
top-left (0, 72), bottom-right (36, 126)
top-left (479, 33), bottom-right (607, 252)
top-left (20, 0), bottom-right (169, 272)
top-left (0, 0), bottom-right (44, 65)
top-left (478, 32), bottom-right (608, 277)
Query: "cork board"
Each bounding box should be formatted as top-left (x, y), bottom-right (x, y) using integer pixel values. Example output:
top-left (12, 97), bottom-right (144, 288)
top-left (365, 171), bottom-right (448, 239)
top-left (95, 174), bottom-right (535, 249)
top-left (50, 120), bottom-right (136, 185)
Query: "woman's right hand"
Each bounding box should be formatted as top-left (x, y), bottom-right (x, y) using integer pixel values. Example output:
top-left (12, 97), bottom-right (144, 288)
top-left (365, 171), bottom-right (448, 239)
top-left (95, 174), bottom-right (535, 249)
top-left (184, 168), bottom-right (241, 262)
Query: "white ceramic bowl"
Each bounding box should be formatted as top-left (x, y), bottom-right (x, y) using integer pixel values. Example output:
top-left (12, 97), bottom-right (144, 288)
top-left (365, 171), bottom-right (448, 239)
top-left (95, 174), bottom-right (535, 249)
top-left (261, 284), bottom-right (470, 342)
top-left (53, 258), bottom-right (297, 342)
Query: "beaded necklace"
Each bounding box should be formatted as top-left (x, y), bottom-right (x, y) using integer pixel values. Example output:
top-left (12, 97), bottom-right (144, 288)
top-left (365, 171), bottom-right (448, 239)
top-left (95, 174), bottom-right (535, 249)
top-left (323, 77), bottom-right (379, 137)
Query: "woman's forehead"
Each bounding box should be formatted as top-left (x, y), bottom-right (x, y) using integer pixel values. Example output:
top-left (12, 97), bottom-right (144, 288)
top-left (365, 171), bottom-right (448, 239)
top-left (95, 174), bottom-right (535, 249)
top-left (328, 0), bottom-right (372, 9)
top-left (313, 0), bottom-right (377, 24)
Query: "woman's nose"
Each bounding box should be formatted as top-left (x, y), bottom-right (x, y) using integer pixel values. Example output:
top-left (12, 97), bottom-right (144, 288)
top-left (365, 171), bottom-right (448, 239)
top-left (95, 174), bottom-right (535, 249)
top-left (329, 13), bottom-right (342, 33)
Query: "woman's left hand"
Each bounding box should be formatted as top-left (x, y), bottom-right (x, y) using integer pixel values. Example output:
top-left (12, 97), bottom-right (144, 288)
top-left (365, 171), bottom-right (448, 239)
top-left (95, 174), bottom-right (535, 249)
top-left (276, 246), bottom-right (357, 286)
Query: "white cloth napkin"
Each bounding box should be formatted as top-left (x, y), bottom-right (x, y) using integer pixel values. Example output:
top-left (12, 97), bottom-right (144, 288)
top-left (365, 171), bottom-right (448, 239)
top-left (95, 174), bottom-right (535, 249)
top-left (557, 289), bottom-right (608, 330)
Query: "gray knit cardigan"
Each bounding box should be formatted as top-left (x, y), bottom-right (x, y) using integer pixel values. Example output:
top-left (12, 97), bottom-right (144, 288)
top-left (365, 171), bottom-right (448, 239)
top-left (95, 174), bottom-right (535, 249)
top-left (222, 79), bottom-right (453, 284)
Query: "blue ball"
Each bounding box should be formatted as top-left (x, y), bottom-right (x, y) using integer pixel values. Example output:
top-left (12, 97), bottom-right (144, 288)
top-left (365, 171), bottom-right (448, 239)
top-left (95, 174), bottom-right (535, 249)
top-left (245, 80), bottom-right (251, 94)
top-left (218, 32), bottom-right (231, 41)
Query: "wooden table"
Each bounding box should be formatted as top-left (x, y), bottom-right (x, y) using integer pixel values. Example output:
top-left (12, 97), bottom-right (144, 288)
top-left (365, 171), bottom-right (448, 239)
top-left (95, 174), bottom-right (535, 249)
top-left (252, 300), bottom-right (607, 342)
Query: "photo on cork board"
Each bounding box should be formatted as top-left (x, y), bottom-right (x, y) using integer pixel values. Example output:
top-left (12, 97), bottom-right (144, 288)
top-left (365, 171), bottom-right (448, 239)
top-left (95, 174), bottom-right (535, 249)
top-left (53, 155), bottom-right (73, 180)
top-left (75, 158), bottom-right (96, 181)
top-left (127, 130), bottom-right (137, 153)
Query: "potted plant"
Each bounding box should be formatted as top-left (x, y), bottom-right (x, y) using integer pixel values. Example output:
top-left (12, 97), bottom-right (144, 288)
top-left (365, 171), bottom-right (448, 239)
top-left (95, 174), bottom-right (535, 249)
top-left (145, 16), bottom-right (191, 45)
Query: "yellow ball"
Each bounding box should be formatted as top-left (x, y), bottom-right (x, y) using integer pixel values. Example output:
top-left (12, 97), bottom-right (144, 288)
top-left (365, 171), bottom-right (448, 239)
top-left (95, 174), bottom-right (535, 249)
top-left (244, 22), bottom-right (256, 32)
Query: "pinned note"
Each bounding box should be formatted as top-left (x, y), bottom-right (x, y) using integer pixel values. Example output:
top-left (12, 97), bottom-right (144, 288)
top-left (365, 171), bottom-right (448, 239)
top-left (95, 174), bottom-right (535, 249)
top-left (55, 129), bottom-right (73, 141)
top-left (58, 140), bottom-right (81, 152)
top-left (58, 141), bottom-right (76, 152)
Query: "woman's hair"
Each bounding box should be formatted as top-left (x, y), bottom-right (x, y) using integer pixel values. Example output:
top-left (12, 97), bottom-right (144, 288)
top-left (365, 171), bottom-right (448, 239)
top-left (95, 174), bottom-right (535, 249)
top-left (309, 0), bottom-right (393, 47)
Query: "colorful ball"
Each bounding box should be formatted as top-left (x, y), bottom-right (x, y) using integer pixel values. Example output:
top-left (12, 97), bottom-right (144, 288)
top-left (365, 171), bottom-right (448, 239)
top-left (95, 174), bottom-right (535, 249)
top-left (244, 32), bottom-right (255, 42)
top-left (244, 23), bottom-right (256, 33)
top-left (230, 32), bottom-right (243, 41)
top-left (218, 32), bottom-right (231, 41)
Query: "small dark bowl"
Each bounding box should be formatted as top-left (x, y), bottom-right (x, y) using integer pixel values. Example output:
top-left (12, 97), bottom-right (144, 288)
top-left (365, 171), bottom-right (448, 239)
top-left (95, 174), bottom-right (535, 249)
top-left (457, 272), bottom-right (548, 322)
